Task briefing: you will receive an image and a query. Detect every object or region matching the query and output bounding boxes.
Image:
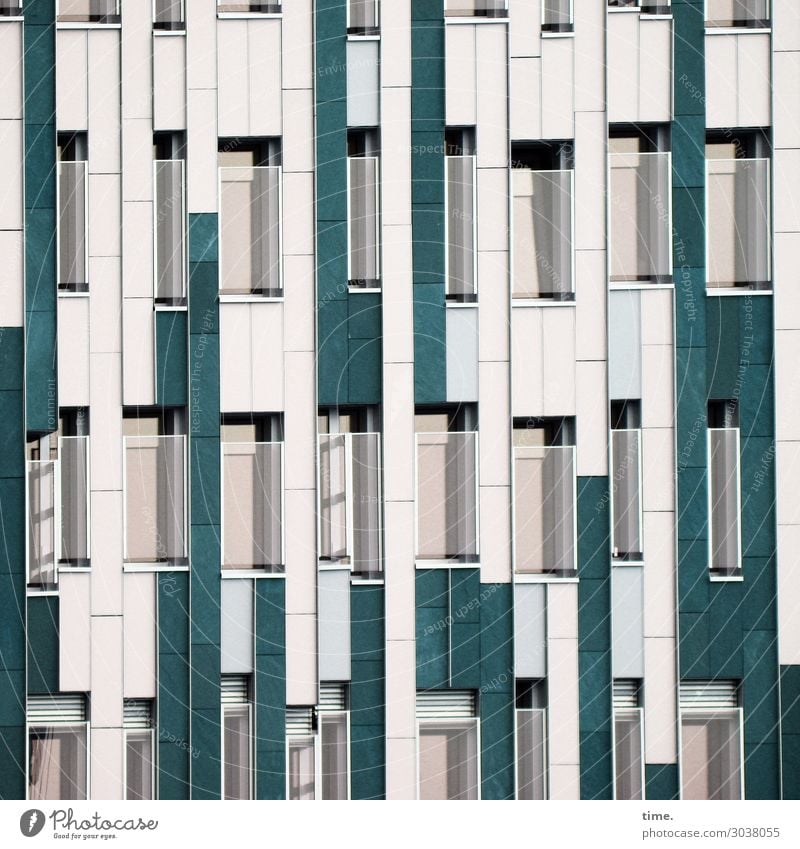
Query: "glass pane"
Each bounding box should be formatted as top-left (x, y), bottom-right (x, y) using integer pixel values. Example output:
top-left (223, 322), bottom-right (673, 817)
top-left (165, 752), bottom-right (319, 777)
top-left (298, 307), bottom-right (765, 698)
top-left (60, 436), bottom-right (89, 564)
top-left (516, 709), bottom-right (546, 800)
top-left (419, 721), bottom-right (479, 800)
top-left (614, 710), bottom-right (643, 800)
top-left (59, 162), bottom-right (87, 292)
top-left (223, 706), bottom-right (251, 800)
top-left (349, 157), bottom-right (379, 286)
top-left (681, 711), bottom-right (742, 800)
top-left (29, 726), bottom-right (88, 800)
top-left (706, 0), bottom-right (769, 26)
top-left (154, 0), bottom-right (183, 25)
top-left (220, 166), bottom-right (281, 295)
top-left (543, 0), bottom-right (571, 28)
top-left (223, 442), bottom-right (283, 570)
top-left (447, 157), bottom-right (476, 298)
top-left (351, 433), bottom-right (382, 574)
top-left (219, 2), bottom-right (282, 11)
top-left (349, 0), bottom-right (378, 31)
top-left (288, 737), bottom-right (315, 800)
top-left (28, 461), bottom-right (57, 587)
top-left (125, 435), bottom-right (186, 562)
top-left (58, 0), bottom-right (119, 21)
top-left (445, 0), bottom-right (507, 16)
top-left (155, 160), bottom-right (185, 302)
top-left (514, 444), bottom-right (575, 573)
top-left (416, 432), bottom-right (478, 560)
top-left (709, 429), bottom-right (740, 573)
top-left (125, 731), bottom-right (153, 801)
top-left (319, 434), bottom-right (348, 561)
top-left (611, 429), bottom-right (641, 559)
top-left (707, 158), bottom-right (770, 288)
top-left (320, 714), bottom-right (348, 800)
top-left (513, 169), bottom-right (573, 298)
top-left (609, 151), bottom-right (671, 283)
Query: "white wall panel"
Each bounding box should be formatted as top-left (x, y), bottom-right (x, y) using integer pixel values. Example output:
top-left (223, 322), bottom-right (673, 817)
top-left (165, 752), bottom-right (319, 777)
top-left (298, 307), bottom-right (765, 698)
top-left (0, 119), bottom-right (22, 230)
top-left (121, 119), bottom-right (154, 203)
top-left (638, 19), bottom-right (672, 123)
top-left (285, 613), bottom-right (317, 705)
top-left (251, 302), bottom-right (285, 412)
top-left (381, 228), bottom-right (414, 363)
top-left (510, 57), bottom-right (542, 141)
top-left (384, 500), bottom-right (416, 641)
top-left (91, 616), bottom-right (123, 728)
top-left (509, 0), bottom-right (541, 59)
top-left (122, 296), bottom-right (155, 405)
top-left (573, 111), bottom-right (606, 252)
top-left (384, 640), bottom-right (416, 739)
top-left (57, 295), bottom-right (90, 407)
top-left (575, 360), bottom-right (607, 476)
top-left (123, 572), bottom-right (157, 698)
top-left (446, 306), bottom-right (478, 402)
top-left (59, 572), bottom-right (92, 693)
top-left (90, 729), bottom-right (124, 800)
top-left (445, 22), bottom-right (477, 126)
top-left (0, 22), bottom-right (22, 120)
top-left (380, 89), bottom-right (412, 228)
top-left (283, 351), bottom-right (316, 490)
top-left (284, 488), bottom-right (317, 614)
top-left (477, 251), bottom-right (509, 363)
top-left (380, 0), bottom-right (411, 89)
top-left (475, 24), bottom-right (508, 169)
top-left (187, 89), bottom-right (218, 214)
top-left (542, 306), bottom-right (576, 416)
top-left (88, 174), bottom-right (121, 258)
top-left (89, 257), bottom-right (122, 355)
top-left (643, 637), bottom-right (678, 763)
top-left (642, 511), bottom-right (676, 640)
top-left (607, 10), bottom-right (639, 124)
top-left (737, 33), bottom-right (771, 128)
top-left (281, 0), bottom-right (313, 90)
top-left (382, 363), bottom-right (415, 504)
top-left (220, 302), bottom-right (252, 412)
top-left (249, 21), bottom-right (283, 135)
top-left (541, 36), bottom-right (575, 139)
top-left (120, 0), bottom-right (152, 121)
top-left (0, 230), bottom-right (23, 326)
top-left (89, 353), bottom-right (123, 493)
top-left (778, 524), bottom-right (800, 663)
top-left (221, 579), bottom-right (255, 674)
top-left (87, 30), bottom-right (121, 174)
top-left (56, 29), bottom-right (88, 131)
top-left (153, 35), bottom-right (187, 131)
top-left (575, 251), bottom-right (607, 362)
top-left (282, 88), bottom-right (315, 175)
top-left (641, 344), bottom-right (674, 429)
top-left (511, 306), bottom-right (544, 416)
top-left (90, 490), bottom-right (124, 616)
top-left (479, 484), bottom-right (511, 583)
top-left (283, 255), bottom-right (316, 352)
top-left (282, 171), bottom-right (315, 256)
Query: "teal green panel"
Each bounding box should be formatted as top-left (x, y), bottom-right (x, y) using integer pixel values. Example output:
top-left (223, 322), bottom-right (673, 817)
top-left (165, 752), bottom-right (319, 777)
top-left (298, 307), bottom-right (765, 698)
top-left (742, 557), bottom-right (776, 631)
top-left (739, 366), bottom-right (774, 438)
top-left (678, 613), bottom-right (710, 679)
top-left (318, 298), bottom-right (349, 406)
top-left (188, 333), bottom-right (219, 438)
top-left (578, 579), bottom-right (610, 653)
top-left (24, 308), bottom-right (57, 434)
top-left (0, 572), bottom-right (25, 668)
top-left (705, 296), bottom-right (739, 398)
top-left (348, 293), bottom-right (382, 340)
top-left (743, 631), bottom-right (779, 745)
top-left (255, 579), bottom-right (286, 799)
top-left (645, 764), bottom-right (679, 800)
top-left (24, 208), bottom-right (56, 312)
top-left (676, 466), bottom-right (708, 540)
top-left (416, 568), bottom-right (449, 606)
top-left (411, 207), bottom-right (445, 284)
top-left (744, 297), bottom-right (773, 365)
top-left (671, 115), bottom-right (706, 189)
top-left (413, 282), bottom-right (446, 404)
top-left (580, 729), bottom-right (614, 800)
top-left (706, 587), bottom-right (743, 679)
top-left (351, 584), bottom-right (385, 663)
top-left (677, 538), bottom-right (709, 613)
top-left (0, 725), bottom-right (26, 798)
top-left (578, 650), bottom-right (612, 735)
top-left (347, 337), bottom-right (382, 405)
top-left (674, 268), bottom-right (706, 348)
top-left (157, 572), bottom-right (190, 656)
top-left (450, 623), bottom-right (481, 689)
top-left (26, 596), bottom-right (58, 695)
top-left (480, 692), bottom-right (514, 800)
top-left (191, 643), bottom-right (220, 712)
top-left (155, 310), bottom-right (188, 407)
top-left (672, 5), bottom-right (706, 118)
top-left (24, 125), bottom-right (56, 209)
top-left (744, 742), bottom-right (780, 800)
top-left (0, 669), bottom-right (24, 725)
top-left (416, 606), bottom-right (449, 690)
top-left (0, 391), bottom-right (24, 479)
top-left (187, 263), bottom-right (219, 335)
top-left (187, 214), bottom-right (219, 263)
top-left (0, 327), bottom-right (23, 391)
top-left (317, 220), bottom-right (348, 300)
top-left (577, 477), bottom-right (610, 581)
top-left (0, 480), bottom-right (25, 573)
top-left (190, 438), bottom-right (221, 528)
top-left (189, 525), bottom-right (221, 646)
top-left (351, 725), bottom-right (385, 800)
top-left (190, 708), bottom-right (221, 799)
top-left (783, 734), bottom-right (800, 800)
top-left (672, 188), bottom-right (706, 272)
top-left (781, 666), bottom-right (800, 798)
top-left (478, 583), bottom-right (512, 695)
top-left (741, 438), bottom-right (776, 559)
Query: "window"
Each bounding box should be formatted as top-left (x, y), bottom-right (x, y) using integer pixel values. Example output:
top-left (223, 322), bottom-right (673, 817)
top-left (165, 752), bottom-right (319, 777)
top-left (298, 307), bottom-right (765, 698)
top-left (222, 676), bottom-right (253, 800)
top-left (516, 680), bottom-right (547, 800)
top-left (614, 680), bottom-right (644, 800)
top-left (153, 0), bottom-right (184, 29)
top-left (218, 1), bottom-right (282, 13)
top-left (706, 0), bottom-right (769, 27)
top-left (415, 407), bottom-right (479, 564)
top-left (58, 133), bottom-right (88, 293)
top-left (123, 410), bottom-right (187, 566)
top-left (706, 132), bottom-right (771, 291)
top-left (417, 691), bottom-right (479, 800)
top-left (348, 0), bottom-right (379, 35)
top-left (58, 0), bottom-right (120, 23)
top-left (27, 410), bottom-right (90, 589)
top-left (222, 416), bottom-right (284, 573)
top-left (680, 681), bottom-right (743, 800)
top-left (445, 0), bottom-right (507, 17)
top-left (512, 418), bottom-right (576, 576)
top-left (608, 127), bottom-right (672, 285)
top-left (708, 400), bottom-right (741, 577)
top-left (154, 134), bottom-right (186, 305)
top-left (446, 129), bottom-right (477, 302)
top-left (219, 139), bottom-right (282, 297)
top-left (286, 685), bottom-right (350, 800)
top-left (511, 142), bottom-right (574, 300)
top-left (124, 700), bottom-right (155, 801)
top-left (609, 1), bottom-right (672, 13)
top-left (611, 401), bottom-right (642, 562)
top-left (318, 408), bottom-right (382, 578)
top-left (0, 1), bottom-right (22, 16)
top-left (28, 695), bottom-right (88, 801)
top-left (347, 130), bottom-right (381, 289)
top-left (542, 0), bottom-right (573, 32)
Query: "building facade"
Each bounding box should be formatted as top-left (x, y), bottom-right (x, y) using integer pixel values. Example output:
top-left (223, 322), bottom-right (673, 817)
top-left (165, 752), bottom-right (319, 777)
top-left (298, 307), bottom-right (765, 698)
top-left (0, 0), bottom-right (798, 801)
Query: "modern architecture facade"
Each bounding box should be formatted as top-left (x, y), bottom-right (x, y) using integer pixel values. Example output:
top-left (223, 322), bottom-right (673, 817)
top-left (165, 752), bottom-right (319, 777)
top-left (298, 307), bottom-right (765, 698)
top-left (0, 0), bottom-right (798, 800)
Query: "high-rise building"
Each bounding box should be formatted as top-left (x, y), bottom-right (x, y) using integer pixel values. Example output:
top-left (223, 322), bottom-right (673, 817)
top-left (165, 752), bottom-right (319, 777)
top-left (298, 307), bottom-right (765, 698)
top-left (0, 0), bottom-right (797, 801)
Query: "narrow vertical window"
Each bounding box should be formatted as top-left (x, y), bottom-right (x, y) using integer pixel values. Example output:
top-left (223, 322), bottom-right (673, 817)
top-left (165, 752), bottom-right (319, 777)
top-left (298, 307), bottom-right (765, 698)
top-left (28, 695), bottom-right (88, 801)
top-left (516, 680), bottom-right (547, 800)
top-left (218, 1), bottom-right (282, 13)
top-left (58, 1), bottom-right (120, 23)
top-left (542, 0), bottom-right (573, 33)
top-left (124, 700), bottom-right (155, 801)
top-left (613, 680), bottom-right (644, 800)
top-left (286, 708), bottom-right (316, 800)
top-left (222, 416), bottom-right (284, 573)
top-left (444, 0), bottom-right (507, 17)
top-left (415, 407), bottom-right (479, 564)
top-left (0, 0), bottom-right (22, 15)
top-left (222, 675), bottom-right (253, 800)
top-left (153, 0), bottom-right (184, 29)
top-left (154, 133), bottom-right (186, 305)
top-left (348, 0), bottom-right (379, 35)
top-left (708, 400), bottom-right (741, 577)
top-left (512, 418), bottom-right (576, 575)
top-left (57, 133), bottom-right (88, 293)
top-left (446, 128), bottom-right (477, 302)
top-left (319, 683), bottom-right (350, 800)
top-left (680, 681), bottom-right (743, 800)
top-left (347, 130), bottom-right (381, 289)
top-left (219, 139), bottom-right (282, 297)
top-left (611, 401), bottom-right (642, 562)
top-left (706, 0), bottom-right (769, 28)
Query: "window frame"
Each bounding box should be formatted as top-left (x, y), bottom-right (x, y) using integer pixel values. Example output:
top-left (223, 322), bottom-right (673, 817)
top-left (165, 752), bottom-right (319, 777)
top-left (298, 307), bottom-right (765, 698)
top-left (57, 0), bottom-right (121, 25)
top-left (444, 0), bottom-right (508, 19)
top-left (679, 706), bottom-right (745, 800)
top-left (220, 439), bottom-right (285, 574)
top-left (613, 706), bottom-right (645, 800)
top-left (610, 425), bottom-right (644, 563)
top-left (346, 152), bottom-right (382, 291)
top-left (416, 716), bottom-right (482, 801)
top-left (704, 0), bottom-right (770, 29)
top-left (0, 0), bottom-right (22, 17)
top-left (153, 158), bottom-right (187, 306)
top-left (152, 0), bottom-right (185, 31)
top-left (541, 0), bottom-right (574, 34)
top-left (706, 425), bottom-right (742, 578)
top-left (608, 1), bottom-right (673, 13)
top-left (217, 163), bottom-right (284, 300)
top-left (217, 1), bottom-right (283, 17)
top-left (221, 702), bottom-right (254, 801)
top-left (318, 706), bottom-right (352, 801)
top-left (347, 0), bottom-right (380, 37)
top-left (123, 727), bottom-right (156, 801)
top-left (27, 721), bottom-right (90, 801)
top-left (56, 157), bottom-right (89, 296)
top-left (514, 704), bottom-right (548, 800)
top-left (444, 151), bottom-right (479, 303)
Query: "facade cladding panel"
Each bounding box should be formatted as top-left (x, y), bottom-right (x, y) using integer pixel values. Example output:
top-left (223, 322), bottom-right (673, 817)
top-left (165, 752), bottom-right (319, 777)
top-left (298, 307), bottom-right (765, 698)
top-left (0, 0), bottom-right (796, 801)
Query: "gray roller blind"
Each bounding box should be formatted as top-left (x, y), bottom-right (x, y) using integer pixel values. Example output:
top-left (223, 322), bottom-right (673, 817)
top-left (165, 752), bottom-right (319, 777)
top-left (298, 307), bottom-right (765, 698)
top-left (28, 695), bottom-right (86, 723)
top-left (680, 681), bottom-right (739, 709)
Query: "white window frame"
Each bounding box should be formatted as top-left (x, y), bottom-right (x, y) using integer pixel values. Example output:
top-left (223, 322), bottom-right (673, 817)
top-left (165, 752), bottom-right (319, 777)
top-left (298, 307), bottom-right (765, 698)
top-left (510, 441), bottom-right (577, 578)
top-left (444, 0), bottom-right (508, 20)
top-left (285, 730), bottom-right (318, 800)
top-left (217, 1), bottom-right (283, 18)
top-left (57, 0), bottom-right (121, 25)
top-left (123, 727), bottom-right (156, 801)
top-left (613, 706), bottom-right (645, 800)
top-left (284, 708), bottom-right (352, 800)
top-left (678, 706), bottom-right (745, 801)
top-left (706, 426), bottom-right (742, 578)
top-left (704, 0), bottom-right (770, 29)
top-left (415, 716), bottom-right (482, 801)
top-left (220, 440), bottom-right (285, 574)
top-left (346, 154), bottom-right (382, 291)
top-left (56, 158), bottom-right (89, 297)
top-left (0, 0), bottom-right (23, 17)
top-left (541, 0), bottom-right (574, 33)
top-left (221, 702), bottom-right (254, 801)
top-left (152, 0), bottom-right (185, 29)
top-left (414, 429), bottom-right (481, 568)
top-left (610, 426), bottom-right (644, 563)
top-left (153, 158), bottom-right (187, 306)
top-left (513, 705), bottom-right (548, 800)
top-left (346, 0), bottom-right (380, 37)
top-left (217, 164), bottom-right (284, 300)
top-left (121, 433), bottom-right (188, 568)
top-left (444, 153), bottom-right (478, 301)
top-left (26, 719), bottom-right (91, 802)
